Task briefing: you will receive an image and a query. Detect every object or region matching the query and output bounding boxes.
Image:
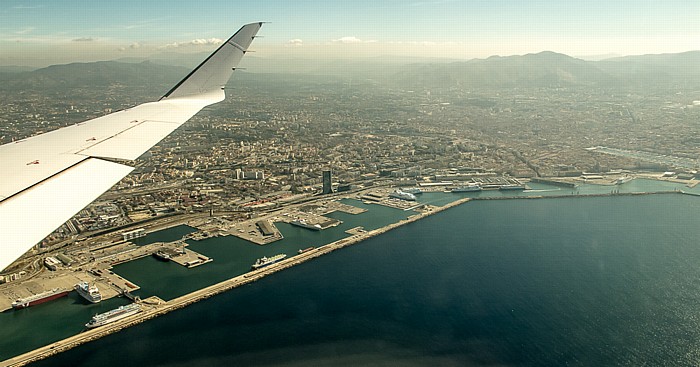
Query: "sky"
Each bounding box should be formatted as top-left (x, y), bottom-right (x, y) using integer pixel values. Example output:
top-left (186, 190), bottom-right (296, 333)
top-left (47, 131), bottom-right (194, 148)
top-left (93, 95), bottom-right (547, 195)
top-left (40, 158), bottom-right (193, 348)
top-left (0, 0), bottom-right (698, 66)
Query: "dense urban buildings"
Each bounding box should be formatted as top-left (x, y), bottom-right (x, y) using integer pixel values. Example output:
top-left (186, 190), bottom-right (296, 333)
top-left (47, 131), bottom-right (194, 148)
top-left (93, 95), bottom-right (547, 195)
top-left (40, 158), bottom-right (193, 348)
top-left (0, 52), bottom-right (699, 266)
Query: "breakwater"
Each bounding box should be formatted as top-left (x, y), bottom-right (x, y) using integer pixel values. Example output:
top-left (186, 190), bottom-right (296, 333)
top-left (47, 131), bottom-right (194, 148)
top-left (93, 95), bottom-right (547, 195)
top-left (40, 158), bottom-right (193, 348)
top-left (1, 198), bottom-right (471, 367)
top-left (473, 190), bottom-right (681, 201)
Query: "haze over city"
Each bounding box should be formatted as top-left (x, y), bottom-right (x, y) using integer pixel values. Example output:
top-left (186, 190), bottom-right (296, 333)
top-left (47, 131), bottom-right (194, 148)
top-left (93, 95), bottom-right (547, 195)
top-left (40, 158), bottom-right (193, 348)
top-left (1, 0), bottom-right (699, 66)
top-left (4, 1), bottom-right (700, 366)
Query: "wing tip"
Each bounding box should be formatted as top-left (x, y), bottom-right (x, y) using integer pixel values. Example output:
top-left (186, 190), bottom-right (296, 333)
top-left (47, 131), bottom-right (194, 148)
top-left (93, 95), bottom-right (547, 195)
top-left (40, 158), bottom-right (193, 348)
top-left (160, 22), bottom-right (263, 101)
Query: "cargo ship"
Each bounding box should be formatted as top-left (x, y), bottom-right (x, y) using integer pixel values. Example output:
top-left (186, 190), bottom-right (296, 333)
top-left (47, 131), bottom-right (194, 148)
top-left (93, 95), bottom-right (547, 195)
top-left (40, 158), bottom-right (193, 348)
top-left (12, 288), bottom-right (70, 309)
top-left (451, 184), bottom-right (482, 192)
top-left (389, 189), bottom-right (417, 201)
top-left (251, 254), bottom-right (287, 269)
top-left (75, 281), bottom-right (102, 303)
top-left (85, 303), bottom-right (141, 329)
top-left (298, 247), bottom-right (315, 254)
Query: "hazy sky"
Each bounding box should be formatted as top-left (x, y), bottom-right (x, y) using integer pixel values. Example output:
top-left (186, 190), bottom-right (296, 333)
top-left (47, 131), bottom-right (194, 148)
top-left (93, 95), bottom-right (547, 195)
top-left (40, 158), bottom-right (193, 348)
top-left (1, 0), bottom-right (698, 66)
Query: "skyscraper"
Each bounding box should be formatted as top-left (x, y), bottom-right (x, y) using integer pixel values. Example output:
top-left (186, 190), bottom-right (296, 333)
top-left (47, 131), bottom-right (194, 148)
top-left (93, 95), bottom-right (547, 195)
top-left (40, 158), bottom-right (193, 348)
top-left (322, 170), bottom-right (333, 194)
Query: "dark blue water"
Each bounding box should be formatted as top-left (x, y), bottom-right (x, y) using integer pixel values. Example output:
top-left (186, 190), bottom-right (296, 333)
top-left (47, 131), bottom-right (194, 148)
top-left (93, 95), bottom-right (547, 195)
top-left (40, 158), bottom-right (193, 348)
top-left (0, 200), bottom-right (412, 361)
top-left (131, 224), bottom-right (197, 246)
top-left (29, 194), bottom-right (700, 366)
top-left (113, 200), bottom-right (412, 301)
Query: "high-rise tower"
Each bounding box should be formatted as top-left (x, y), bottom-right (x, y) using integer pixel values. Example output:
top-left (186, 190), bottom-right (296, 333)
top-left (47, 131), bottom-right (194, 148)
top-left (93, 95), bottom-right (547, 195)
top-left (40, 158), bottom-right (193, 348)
top-left (322, 170), bottom-right (333, 194)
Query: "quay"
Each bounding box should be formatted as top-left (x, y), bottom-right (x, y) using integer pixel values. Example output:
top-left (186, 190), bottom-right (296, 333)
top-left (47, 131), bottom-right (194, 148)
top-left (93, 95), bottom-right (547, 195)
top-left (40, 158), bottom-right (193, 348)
top-left (529, 177), bottom-right (577, 188)
top-left (470, 190), bottom-right (682, 201)
top-left (0, 197), bottom-right (470, 367)
top-left (3, 186), bottom-right (693, 366)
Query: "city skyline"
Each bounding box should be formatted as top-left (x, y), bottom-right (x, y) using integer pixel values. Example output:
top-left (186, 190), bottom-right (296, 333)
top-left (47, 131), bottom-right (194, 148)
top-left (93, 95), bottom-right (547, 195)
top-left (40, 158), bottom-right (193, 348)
top-left (1, 0), bottom-right (699, 66)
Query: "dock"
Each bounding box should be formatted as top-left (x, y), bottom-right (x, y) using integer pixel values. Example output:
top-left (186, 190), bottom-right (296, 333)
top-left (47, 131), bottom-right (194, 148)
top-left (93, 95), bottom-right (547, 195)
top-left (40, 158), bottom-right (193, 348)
top-left (6, 187), bottom-right (688, 366)
top-left (169, 248), bottom-right (213, 269)
top-left (227, 219), bottom-right (284, 245)
top-left (0, 197), bottom-right (471, 367)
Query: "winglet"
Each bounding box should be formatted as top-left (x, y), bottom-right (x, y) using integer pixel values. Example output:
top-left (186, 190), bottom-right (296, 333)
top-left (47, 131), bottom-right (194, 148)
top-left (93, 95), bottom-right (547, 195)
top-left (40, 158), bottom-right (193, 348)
top-left (161, 22), bottom-right (263, 101)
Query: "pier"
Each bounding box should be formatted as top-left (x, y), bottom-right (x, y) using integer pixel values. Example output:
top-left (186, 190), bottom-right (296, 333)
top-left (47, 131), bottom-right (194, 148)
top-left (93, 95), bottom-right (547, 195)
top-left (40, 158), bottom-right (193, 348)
top-left (2, 187), bottom-right (694, 366)
top-left (0, 197), bottom-right (470, 367)
top-left (529, 177), bottom-right (578, 188)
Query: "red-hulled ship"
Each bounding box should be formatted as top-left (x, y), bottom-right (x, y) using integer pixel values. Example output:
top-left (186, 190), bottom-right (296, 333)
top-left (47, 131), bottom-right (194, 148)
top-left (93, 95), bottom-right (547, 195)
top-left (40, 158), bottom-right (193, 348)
top-left (12, 288), bottom-right (71, 309)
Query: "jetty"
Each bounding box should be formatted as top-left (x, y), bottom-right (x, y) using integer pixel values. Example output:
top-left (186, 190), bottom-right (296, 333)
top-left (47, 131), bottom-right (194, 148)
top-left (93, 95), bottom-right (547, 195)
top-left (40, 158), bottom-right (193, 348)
top-left (0, 197), bottom-right (470, 367)
top-left (3, 187), bottom-right (693, 366)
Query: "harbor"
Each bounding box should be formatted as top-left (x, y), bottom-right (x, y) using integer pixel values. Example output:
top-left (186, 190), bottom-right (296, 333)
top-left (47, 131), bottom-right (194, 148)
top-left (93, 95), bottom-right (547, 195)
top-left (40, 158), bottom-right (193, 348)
top-left (1, 195), bottom-right (469, 367)
top-left (2, 176), bottom-right (700, 366)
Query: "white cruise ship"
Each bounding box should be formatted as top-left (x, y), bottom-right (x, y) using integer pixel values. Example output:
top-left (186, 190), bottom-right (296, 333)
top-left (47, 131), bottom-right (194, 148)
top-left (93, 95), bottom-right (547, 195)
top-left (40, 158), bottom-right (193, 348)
top-left (252, 254), bottom-right (287, 269)
top-left (451, 183), bottom-right (482, 192)
top-left (85, 303), bottom-right (141, 329)
top-left (75, 282), bottom-right (102, 303)
top-left (389, 190), bottom-right (417, 201)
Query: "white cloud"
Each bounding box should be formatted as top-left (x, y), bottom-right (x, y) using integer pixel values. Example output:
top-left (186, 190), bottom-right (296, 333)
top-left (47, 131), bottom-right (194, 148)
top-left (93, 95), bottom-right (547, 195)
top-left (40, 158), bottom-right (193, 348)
top-left (118, 42), bottom-right (143, 52)
top-left (286, 39), bottom-right (303, 47)
top-left (124, 24), bottom-right (148, 30)
top-left (333, 36), bottom-right (362, 44)
top-left (15, 27), bottom-right (35, 35)
top-left (159, 38), bottom-right (223, 49)
top-left (332, 36), bottom-right (377, 44)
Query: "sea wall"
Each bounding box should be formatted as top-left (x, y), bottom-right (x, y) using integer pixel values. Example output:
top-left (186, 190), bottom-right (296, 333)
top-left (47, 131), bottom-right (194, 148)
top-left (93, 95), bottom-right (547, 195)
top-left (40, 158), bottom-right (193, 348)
top-left (1, 198), bottom-right (471, 367)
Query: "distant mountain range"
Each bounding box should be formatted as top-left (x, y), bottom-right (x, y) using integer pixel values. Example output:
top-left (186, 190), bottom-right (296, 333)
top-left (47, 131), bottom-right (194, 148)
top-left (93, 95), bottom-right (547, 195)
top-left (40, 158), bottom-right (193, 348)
top-left (0, 61), bottom-right (189, 92)
top-left (391, 51), bottom-right (610, 88)
top-left (391, 51), bottom-right (700, 89)
top-left (0, 50), bottom-right (698, 92)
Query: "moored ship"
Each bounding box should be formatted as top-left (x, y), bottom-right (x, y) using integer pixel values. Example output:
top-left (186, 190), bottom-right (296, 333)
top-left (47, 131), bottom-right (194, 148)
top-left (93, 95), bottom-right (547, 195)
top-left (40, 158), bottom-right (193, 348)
top-left (290, 219), bottom-right (322, 231)
top-left (451, 184), bottom-right (482, 192)
top-left (389, 190), bottom-right (417, 201)
top-left (85, 303), bottom-right (141, 329)
top-left (12, 288), bottom-right (70, 309)
top-left (402, 187), bottom-right (423, 194)
top-left (298, 247), bottom-right (315, 254)
top-left (75, 282), bottom-right (102, 303)
top-left (252, 254), bottom-right (287, 269)
top-left (153, 249), bottom-right (171, 261)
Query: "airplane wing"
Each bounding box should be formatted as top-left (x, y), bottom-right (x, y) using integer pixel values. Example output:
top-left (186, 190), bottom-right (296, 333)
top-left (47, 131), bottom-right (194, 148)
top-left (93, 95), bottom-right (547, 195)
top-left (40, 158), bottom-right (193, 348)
top-left (0, 22), bottom-right (263, 272)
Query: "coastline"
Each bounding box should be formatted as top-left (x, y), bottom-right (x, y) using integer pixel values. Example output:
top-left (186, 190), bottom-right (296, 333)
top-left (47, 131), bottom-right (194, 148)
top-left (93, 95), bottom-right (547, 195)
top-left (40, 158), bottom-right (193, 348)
top-left (1, 198), bottom-right (471, 367)
top-left (3, 187), bottom-right (698, 366)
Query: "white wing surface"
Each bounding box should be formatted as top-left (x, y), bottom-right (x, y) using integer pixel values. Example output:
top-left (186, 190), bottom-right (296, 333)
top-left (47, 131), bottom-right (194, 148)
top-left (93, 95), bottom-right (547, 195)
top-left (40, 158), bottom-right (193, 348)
top-left (0, 22), bottom-right (263, 271)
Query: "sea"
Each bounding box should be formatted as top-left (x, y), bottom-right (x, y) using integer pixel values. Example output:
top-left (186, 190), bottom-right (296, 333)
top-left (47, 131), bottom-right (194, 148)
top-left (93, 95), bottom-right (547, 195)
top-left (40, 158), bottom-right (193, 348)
top-left (5, 180), bottom-right (700, 366)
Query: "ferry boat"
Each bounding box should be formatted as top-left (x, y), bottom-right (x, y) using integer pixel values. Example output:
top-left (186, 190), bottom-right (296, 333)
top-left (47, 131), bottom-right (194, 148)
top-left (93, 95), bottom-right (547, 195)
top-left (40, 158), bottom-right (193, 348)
top-left (616, 176), bottom-right (633, 185)
top-left (251, 254), bottom-right (287, 269)
top-left (389, 190), bottom-right (417, 201)
top-left (12, 288), bottom-right (70, 309)
top-left (85, 303), bottom-right (141, 329)
top-left (402, 187), bottom-right (423, 194)
top-left (75, 282), bottom-right (102, 303)
top-left (451, 184), bottom-right (482, 192)
top-left (298, 247), bottom-right (315, 254)
top-left (290, 219), bottom-right (322, 231)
